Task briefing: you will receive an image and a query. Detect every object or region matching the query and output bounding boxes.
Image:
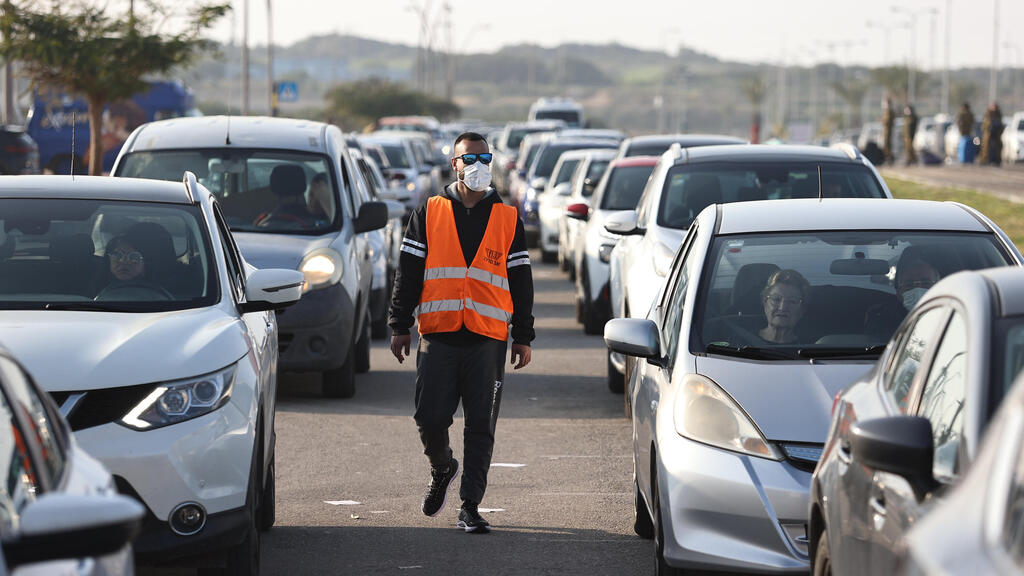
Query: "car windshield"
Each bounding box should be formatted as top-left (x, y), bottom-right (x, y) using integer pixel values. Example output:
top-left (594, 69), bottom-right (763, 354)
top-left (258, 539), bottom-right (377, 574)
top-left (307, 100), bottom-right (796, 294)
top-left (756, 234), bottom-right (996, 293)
top-left (118, 149), bottom-right (340, 234)
top-left (0, 198), bottom-right (217, 311)
top-left (552, 159), bottom-right (581, 187)
top-left (507, 127), bottom-right (548, 151)
top-left (534, 144), bottom-right (614, 179)
top-left (696, 231), bottom-right (1011, 358)
top-left (519, 141), bottom-right (544, 172)
top-left (600, 164), bottom-right (656, 210)
top-left (534, 110), bottom-right (581, 126)
top-left (658, 162), bottom-right (888, 230)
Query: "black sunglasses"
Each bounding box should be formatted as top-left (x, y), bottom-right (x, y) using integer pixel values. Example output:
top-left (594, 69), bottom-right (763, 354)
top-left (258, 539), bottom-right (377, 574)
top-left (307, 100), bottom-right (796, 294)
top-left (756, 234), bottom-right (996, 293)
top-left (455, 153), bottom-right (493, 165)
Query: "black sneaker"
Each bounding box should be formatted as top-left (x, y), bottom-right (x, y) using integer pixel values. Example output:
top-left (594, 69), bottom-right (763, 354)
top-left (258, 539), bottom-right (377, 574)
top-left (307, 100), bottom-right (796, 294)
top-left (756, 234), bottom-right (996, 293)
top-left (422, 458), bottom-right (458, 517)
top-left (457, 502), bottom-right (491, 534)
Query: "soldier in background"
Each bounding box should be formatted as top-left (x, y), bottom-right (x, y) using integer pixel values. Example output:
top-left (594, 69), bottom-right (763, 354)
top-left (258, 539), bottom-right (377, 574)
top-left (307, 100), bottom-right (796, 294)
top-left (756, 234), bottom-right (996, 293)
top-left (956, 102), bottom-right (976, 164)
top-left (979, 102), bottom-right (1005, 166)
top-left (903, 104), bottom-right (918, 165)
top-left (881, 98), bottom-right (895, 165)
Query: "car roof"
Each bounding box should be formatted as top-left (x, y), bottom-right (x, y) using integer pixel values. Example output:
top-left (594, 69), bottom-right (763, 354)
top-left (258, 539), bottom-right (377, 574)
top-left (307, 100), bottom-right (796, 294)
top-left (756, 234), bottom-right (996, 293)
top-left (627, 134), bottom-right (745, 146)
top-left (610, 155), bottom-right (661, 168)
top-left (676, 144), bottom-right (867, 164)
top-left (0, 175), bottom-right (192, 203)
top-left (715, 199), bottom-right (990, 235)
top-left (542, 138), bottom-right (618, 150)
top-left (124, 116), bottom-right (330, 153)
top-left (555, 148), bottom-right (605, 161)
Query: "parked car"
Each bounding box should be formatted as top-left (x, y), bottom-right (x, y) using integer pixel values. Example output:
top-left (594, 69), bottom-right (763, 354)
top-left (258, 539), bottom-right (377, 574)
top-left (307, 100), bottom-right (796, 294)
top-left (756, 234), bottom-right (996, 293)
top-left (0, 346), bottom-right (145, 576)
top-left (615, 134), bottom-right (745, 159)
top-left (811, 266), bottom-right (1024, 576)
top-left (568, 155), bottom-right (659, 335)
top-left (1002, 111), bottom-right (1024, 165)
top-left (519, 138), bottom-right (619, 246)
top-left (0, 174), bottom-right (305, 573)
top-left (558, 149), bottom-right (617, 278)
top-left (537, 148), bottom-right (594, 262)
top-left (112, 116), bottom-right (388, 399)
top-left (372, 130), bottom-right (443, 199)
top-left (376, 115), bottom-right (449, 177)
top-left (912, 114), bottom-right (951, 164)
top-left (360, 134), bottom-right (433, 213)
top-left (604, 198), bottom-right (1022, 575)
top-left (606, 144), bottom-right (886, 393)
top-left (0, 126), bottom-right (39, 175)
top-left (352, 148), bottom-right (407, 339)
top-left (506, 130), bottom-right (559, 211)
top-left (898, 349), bottom-right (1024, 576)
top-left (557, 128), bottom-right (626, 142)
top-left (492, 120), bottom-right (565, 195)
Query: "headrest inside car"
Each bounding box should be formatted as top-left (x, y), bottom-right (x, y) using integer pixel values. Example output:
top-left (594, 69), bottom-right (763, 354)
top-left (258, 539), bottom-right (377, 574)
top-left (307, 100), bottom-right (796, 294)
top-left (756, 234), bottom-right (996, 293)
top-left (270, 164), bottom-right (307, 197)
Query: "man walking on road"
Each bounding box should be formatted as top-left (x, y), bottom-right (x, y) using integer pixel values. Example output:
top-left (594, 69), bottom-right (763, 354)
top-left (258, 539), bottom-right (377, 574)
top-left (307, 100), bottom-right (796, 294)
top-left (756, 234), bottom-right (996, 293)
top-left (389, 131), bottom-right (535, 534)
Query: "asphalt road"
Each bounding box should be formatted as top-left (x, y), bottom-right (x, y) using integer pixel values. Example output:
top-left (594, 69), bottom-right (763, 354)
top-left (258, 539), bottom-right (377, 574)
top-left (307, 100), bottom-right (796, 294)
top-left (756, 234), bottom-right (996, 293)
top-left (254, 253), bottom-right (649, 575)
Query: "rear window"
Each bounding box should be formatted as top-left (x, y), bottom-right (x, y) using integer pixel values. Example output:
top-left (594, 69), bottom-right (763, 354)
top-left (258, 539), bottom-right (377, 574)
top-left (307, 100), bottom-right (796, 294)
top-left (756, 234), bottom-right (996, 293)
top-left (658, 162), bottom-right (888, 229)
top-left (534, 110), bottom-right (581, 126)
top-left (118, 149), bottom-right (341, 235)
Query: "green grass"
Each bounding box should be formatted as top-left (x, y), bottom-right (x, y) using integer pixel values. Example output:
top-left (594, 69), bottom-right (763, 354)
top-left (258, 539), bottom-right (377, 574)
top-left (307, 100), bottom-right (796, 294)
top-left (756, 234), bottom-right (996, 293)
top-left (886, 177), bottom-right (1024, 250)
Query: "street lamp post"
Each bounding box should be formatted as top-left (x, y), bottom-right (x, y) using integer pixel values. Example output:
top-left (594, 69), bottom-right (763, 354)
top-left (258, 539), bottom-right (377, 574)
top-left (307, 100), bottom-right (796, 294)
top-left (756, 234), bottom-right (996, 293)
top-left (266, 0), bottom-right (274, 116)
top-left (891, 6), bottom-right (937, 105)
top-left (990, 0), bottom-right (999, 104)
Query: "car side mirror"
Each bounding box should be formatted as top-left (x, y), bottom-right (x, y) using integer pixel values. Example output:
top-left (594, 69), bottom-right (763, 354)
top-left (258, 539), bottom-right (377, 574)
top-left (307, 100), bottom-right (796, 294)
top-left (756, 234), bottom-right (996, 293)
top-left (850, 416), bottom-right (939, 500)
top-left (565, 202), bottom-right (589, 221)
top-left (240, 268), bottom-right (305, 312)
top-left (381, 199), bottom-right (406, 220)
top-left (553, 182), bottom-right (572, 196)
top-left (604, 210), bottom-right (641, 235)
top-left (354, 200), bottom-right (389, 233)
top-left (604, 318), bottom-right (665, 367)
top-left (4, 493), bottom-right (144, 569)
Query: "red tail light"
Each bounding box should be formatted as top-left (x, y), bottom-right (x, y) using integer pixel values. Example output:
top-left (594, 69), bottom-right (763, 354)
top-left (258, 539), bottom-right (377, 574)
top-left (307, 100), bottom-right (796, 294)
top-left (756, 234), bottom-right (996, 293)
top-left (565, 203), bottom-right (589, 217)
top-left (5, 145), bottom-right (31, 154)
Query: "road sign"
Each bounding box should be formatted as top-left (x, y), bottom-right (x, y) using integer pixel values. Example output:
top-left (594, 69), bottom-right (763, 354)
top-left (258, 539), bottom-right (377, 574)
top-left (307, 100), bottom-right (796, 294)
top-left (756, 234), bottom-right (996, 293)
top-left (276, 82), bottom-right (298, 103)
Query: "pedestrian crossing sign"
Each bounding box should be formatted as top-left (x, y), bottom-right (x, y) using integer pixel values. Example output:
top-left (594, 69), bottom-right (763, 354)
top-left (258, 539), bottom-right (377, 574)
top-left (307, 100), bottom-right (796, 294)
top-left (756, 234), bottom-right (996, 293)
top-left (276, 82), bottom-right (298, 103)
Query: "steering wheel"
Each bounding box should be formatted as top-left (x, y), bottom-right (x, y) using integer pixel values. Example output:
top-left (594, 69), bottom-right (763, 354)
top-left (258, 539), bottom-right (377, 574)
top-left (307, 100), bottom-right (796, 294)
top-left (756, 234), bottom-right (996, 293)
top-left (94, 281), bottom-right (174, 302)
top-left (705, 315), bottom-right (763, 347)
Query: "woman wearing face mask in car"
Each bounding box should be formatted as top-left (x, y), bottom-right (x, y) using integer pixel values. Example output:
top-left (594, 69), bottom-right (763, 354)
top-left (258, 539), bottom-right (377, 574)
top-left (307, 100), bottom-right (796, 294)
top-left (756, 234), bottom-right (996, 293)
top-left (388, 132), bottom-right (535, 534)
top-left (864, 248), bottom-right (941, 336)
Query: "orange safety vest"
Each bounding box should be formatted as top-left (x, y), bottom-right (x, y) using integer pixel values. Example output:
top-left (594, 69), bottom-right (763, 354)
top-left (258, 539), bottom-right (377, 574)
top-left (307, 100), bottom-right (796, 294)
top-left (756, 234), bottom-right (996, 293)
top-left (418, 195), bottom-right (517, 341)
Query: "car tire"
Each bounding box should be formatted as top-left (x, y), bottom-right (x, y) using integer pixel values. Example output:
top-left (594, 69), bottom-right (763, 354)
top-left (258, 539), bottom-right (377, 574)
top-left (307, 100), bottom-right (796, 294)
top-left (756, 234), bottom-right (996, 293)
top-left (322, 345), bottom-right (356, 398)
top-left (813, 532), bottom-right (832, 576)
top-left (355, 314), bottom-right (371, 374)
top-left (652, 468), bottom-right (683, 576)
top-left (258, 454), bottom-right (275, 532)
top-left (558, 243), bottom-right (570, 272)
top-left (213, 448), bottom-right (261, 576)
top-left (633, 477), bottom-right (654, 539)
top-left (582, 298), bottom-right (604, 335)
top-left (607, 351), bottom-right (624, 394)
top-left (541, 248), bottom-right (557, 264)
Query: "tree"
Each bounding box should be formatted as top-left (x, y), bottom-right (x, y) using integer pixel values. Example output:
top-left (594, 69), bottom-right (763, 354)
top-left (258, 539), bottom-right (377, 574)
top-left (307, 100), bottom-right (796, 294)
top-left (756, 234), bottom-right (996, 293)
top-left (832, 77), bottom-right (870, 129)
top-left (324, 78), bottom-right (460, 131)
top-left (0, 0), bottom-right (228, 174)
top-left (740, 75), bottom-right (766, 143)
top-left (870, 66), bottom-right (909, 103)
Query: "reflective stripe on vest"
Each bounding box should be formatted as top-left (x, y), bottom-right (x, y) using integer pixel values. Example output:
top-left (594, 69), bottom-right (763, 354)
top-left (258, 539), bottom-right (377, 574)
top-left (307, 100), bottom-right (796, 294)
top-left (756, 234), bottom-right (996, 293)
top-left (418, 195), bottom-right (517, 341)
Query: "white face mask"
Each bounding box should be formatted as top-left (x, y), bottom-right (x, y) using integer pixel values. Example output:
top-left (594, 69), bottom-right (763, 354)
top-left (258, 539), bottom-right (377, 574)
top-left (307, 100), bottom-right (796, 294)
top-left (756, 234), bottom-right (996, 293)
top-left (459, 163), bottom-right (492, 192)
top-left (901, 287), bottom-right (929, 310)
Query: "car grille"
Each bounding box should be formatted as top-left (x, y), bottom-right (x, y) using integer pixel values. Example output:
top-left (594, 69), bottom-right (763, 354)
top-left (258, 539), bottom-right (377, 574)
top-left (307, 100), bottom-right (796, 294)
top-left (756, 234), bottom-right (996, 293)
top-left (49, 384), bottom-right (157, 431)
top-left (779, 443), bottom-right (823, 474)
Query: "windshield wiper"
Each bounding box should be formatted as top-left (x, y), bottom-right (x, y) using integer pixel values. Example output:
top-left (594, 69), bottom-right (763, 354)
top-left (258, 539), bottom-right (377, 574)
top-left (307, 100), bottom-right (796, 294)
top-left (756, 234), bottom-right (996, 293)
top-left (44, 302), bottom-right (133, 312)
top-left (705, 343), bottom-right (799, 360)
top-left (796, 345), bottom-right (887, 359)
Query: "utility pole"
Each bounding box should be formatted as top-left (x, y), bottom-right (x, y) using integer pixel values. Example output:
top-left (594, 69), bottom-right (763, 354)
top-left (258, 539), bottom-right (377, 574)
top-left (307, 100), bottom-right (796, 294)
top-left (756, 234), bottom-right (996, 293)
top-left (266, 0), bottom-right (274, 116)
top-left (241, 0), bottom-right (249, 115)
top-left (989, 0), bottom-right (999, 103)
top-left (942, 0), bottom-right (951, 113)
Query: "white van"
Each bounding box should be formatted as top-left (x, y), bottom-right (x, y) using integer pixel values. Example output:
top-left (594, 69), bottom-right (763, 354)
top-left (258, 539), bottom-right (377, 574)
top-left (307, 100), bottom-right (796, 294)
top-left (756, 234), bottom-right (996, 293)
top-left (528, 97), bottom-right (585, 128)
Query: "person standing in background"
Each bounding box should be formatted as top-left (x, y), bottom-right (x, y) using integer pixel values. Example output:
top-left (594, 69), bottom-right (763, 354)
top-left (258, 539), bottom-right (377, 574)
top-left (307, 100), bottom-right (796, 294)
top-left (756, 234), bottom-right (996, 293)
top-left (881, 97), bottom-right (895, 165)
top-left (956, 102), bottom-right (976, 164)
top-left (903, 104), bottom-right (918, 165)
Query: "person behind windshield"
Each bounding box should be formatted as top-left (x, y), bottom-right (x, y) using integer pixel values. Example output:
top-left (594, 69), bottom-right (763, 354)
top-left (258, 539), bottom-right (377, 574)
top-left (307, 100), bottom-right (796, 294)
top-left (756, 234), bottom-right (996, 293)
top-left (865, 248), bottom-right (941, 336)
top-left (98, 222), bottom-right (176, 298)
top-left (759, 269), bottom-right (810, 344)
top-left (307, 172), bottom-right (332, 222)
top-left (105, 235), bottom-right (146, 283)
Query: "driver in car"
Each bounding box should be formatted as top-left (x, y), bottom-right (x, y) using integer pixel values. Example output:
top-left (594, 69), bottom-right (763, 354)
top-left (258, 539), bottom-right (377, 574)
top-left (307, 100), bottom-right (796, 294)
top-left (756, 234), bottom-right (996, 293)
top-left (97, 222), bottom-right (176, 300)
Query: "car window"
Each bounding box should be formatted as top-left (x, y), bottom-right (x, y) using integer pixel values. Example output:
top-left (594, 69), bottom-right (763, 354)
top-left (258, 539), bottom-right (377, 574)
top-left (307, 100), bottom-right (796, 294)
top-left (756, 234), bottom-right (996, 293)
top-left (915, 311), bottom-right (968, 482)
top-left (118, 149), bottom-right (339, 235)
top-left (658, 162), bottom-right (889, 230)
top-left (0, 198), bottom-right (217, 311)
top-left (552, 159), bottom-right (581, 187)
top-left (0, 367), bottom-right (39, 538)
top-left (599, 164), bottom-right (657, 210)
top-left (213, 203), bottom-right (245, 301)
top-left (694, 231), bottom-right (1008, 363)
top-left (660, 229), bottom-right (697, 367)
top-left (885, 307), bottom-right (949, 412)
top-left (0, 357), bottom-right (65, 489)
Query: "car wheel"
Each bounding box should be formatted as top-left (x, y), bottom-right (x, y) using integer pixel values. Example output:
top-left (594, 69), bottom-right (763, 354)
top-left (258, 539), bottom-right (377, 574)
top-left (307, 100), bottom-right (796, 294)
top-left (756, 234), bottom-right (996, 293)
top-left (212, 449), bottom-right (261, 576)
top-left (633, 476), bottom-right (654, 539)
top-left (258, 453), bottom-right (275, 532)
top-left (582, 298), bottom-right (604, 335)
top-left (652, 469), bottom-right (683, 576)
top-left (607, 351), bottom-right (624, 394)
top-left (322, 344), bottom-right (356, 398)
top-left (541, 247), bottom-right (557, 264)
top-left (355, 313), bottom-right (371, 374)
top-left (558, 243), bottom-right (569, 272)
top-left (813, 532), bottom-right (832, 576)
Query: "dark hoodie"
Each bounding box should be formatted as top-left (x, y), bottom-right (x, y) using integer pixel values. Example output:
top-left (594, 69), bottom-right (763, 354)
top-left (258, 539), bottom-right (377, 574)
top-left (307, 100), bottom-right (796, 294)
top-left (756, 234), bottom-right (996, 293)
top-left (388, 184), bottom-right (535, 346)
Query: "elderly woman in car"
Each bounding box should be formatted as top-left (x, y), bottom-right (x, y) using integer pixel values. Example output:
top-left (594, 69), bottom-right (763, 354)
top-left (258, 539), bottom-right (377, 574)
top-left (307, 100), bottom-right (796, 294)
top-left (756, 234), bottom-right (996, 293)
top-left (759, 269), bottom-right (810, 344)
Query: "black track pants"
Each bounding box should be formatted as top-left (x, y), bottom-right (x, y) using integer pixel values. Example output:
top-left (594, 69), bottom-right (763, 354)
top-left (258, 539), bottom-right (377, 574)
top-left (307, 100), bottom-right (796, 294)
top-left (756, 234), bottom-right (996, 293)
top-left (414, 336), bottom-right (506, 505)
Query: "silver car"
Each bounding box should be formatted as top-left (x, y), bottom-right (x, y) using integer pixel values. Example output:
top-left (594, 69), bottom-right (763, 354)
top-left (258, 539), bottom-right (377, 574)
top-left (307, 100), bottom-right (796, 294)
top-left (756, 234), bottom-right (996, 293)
top-left (558, 148), bottom-right (617, 278)
top-left (811, 267), bottom-right (1024, 576)
top-left (604, 198), bottom-right (1020, 574)
top-left (607, 144), bottom-right (892, 395)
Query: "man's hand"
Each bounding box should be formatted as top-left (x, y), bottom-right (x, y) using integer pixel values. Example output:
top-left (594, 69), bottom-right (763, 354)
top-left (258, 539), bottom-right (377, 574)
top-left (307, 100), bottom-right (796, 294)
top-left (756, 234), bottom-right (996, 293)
top-left (511, 344), bottom-right (531, 370)
top-left (391, 334), bottom-right (412, 363)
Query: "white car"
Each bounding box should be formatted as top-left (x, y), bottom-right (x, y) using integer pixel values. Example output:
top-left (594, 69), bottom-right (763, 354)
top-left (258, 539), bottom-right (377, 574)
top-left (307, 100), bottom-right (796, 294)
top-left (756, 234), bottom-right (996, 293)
top-left (1002, 111), bottom-right (1024, 164)
top-left (0, 347), bottom-right (145, 576)
top-left (537, 148), bottom-right (596, 263)
top-left (606, 144), bottom-right (892, 394)
top-left (0, 174), bottom-right (304, 574)
top-left (557, 149), bottom-right (617, 278)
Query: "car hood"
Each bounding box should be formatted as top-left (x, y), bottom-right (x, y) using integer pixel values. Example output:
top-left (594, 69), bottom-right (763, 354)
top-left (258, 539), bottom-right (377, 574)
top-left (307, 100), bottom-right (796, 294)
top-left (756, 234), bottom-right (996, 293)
top-left (695, 356), bottom-right (875, 442)
top-left (233, 232), bottom-right (335, 270)
top-left (0, 309), bottom-right (248, 392)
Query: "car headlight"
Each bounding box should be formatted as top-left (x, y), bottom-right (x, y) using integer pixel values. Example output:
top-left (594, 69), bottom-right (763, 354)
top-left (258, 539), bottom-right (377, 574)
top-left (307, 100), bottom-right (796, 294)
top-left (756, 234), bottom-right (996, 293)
top-left (653, 242), bottom-right (675, 277)
top-left (673, 374), bottom-right (781, 460)
top-left (406, 181), bottom-right (417, 192)
top-left (299, 248), bottom-right (343, 292)
top-left (526, 187), bottom-right (539, 203)
top-left (120, 364), bottom-right (236, 430)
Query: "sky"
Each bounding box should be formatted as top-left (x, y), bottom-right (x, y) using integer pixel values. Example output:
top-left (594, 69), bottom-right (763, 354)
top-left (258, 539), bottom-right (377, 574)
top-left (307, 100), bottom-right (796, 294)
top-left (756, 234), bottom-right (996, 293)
top-left (208, 0), bottom-right (1022, 70)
